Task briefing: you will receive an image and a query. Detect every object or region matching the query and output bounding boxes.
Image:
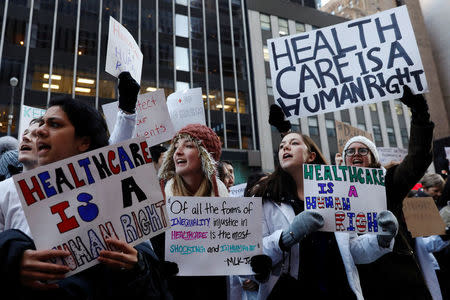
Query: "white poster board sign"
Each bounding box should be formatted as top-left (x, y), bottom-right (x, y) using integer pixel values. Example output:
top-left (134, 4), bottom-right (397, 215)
top-left (102, 90), bottom-right (176, 146)
top-left (18, 105), bottom-right (46, 141)
top-left (303, 164), bottom-right (387, 233)
top-left (229, 183), bottom-right (247, 198)
top-left (377, 147), bottom-right (408, 166)
top-left (14, 137), bottom-right (170, 276)
top-left (105, 16), bottom-right (143, 84)
top-left (268, 6), bottom-right (427, 119)
top-left (166, 88), bottom-right (206, 131)
top-left (165, 196), bottom-right (262, 276)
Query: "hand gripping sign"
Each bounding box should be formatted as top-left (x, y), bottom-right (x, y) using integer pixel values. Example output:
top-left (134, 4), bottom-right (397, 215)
top-left (303, 164), bottom-right (387, 233)
top-left (14, 137), bottom-right (169, 276)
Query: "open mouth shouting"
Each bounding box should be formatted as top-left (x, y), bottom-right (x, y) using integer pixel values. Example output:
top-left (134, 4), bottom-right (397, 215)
top-left (351, 158), bottom-right (364, 166)
top-left (37, 141), bottom-right (51, 155)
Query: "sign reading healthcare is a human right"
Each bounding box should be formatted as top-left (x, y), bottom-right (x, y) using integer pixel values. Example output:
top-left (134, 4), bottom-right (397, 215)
top-left (303, 164), bottom-right (387, 234)
top-left (13, 137), bottom-right (169, 276)
top-left (268, 6), bottom-right (427, 119)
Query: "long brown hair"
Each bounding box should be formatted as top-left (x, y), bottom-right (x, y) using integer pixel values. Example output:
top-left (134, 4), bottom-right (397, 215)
top-left (253, 133), bottom-right (327, 203)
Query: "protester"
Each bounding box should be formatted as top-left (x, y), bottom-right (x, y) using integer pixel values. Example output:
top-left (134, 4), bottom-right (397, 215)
top-left (417, 173), bottom-right (445, 209)
top-left (158, 123), bottom-right (228, 299)
top-left (150, 144), bottom-right (167, 172)
top-left (0, 136), bottom-right (21, 181)
top-left (218, 160), bottom-right (235, 192)
top-left (0, 73), bottom-right (172, 298)
top-left (339, 86), bottom-right (436, 299)
top-left (249, 131), bottom-right (396, 299)
top-left (0, 72), bottom-right (138, 236)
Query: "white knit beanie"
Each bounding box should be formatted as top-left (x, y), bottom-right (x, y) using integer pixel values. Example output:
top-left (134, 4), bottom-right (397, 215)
top-left (342, 136), bottom-right (379, 164)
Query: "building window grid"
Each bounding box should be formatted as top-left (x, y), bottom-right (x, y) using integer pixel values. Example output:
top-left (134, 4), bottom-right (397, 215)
top-left (1, 0), bottom-right (253, 150)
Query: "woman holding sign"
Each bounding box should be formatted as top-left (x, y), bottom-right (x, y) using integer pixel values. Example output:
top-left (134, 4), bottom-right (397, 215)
top-left (157, 123), bottom-right (229, 299)
top-left (0, 96), bottom-right (171, 298)
top-left (250, 113), bottom-right (398, 299)
top-left (337, 86), bottom-right (436, 299)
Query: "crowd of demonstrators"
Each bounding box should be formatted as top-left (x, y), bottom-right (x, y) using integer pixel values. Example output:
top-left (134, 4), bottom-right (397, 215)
top-left (0, 68), bottom-right (447, 300)
top-left (0, 72), bottom-right (173, 299)
top-left (157, 123), bottom-right (228, 299)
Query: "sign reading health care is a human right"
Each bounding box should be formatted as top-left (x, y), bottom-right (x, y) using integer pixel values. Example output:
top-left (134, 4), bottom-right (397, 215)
top-left (268, 6), bottom-right (427, 119)
top-left (303, 164), bottom-right (387, 234)
top-left (105, 16), bottom-right (143, 84)
top-left (165, 196), bottom-right (262, 276)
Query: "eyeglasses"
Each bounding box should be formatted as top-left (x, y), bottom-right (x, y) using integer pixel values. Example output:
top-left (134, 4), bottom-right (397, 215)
top-left (344, 148), bottom-right (370, 156)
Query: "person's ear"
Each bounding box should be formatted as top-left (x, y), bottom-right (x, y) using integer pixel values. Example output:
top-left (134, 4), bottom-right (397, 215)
top-left (76, 136), bottom-right (91, 153)
top-left (307, 151), bottom-right (316, 163)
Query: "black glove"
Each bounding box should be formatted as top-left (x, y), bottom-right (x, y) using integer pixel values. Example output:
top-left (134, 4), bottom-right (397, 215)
top-left (118, 71), bottom-right (140, 114)
top-left (269, 104), bottom-right (291, 134)
top-left (160, 260), bottom-right (179, 277)
top-left (376, 210), bottom-right (398, 248)
top-left (250, 254), bottom-right (272, 283)
top-left (400, 85), bottom-right (430, 125)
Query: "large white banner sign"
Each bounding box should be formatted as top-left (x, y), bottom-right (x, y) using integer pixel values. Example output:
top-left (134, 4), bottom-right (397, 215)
top-left (102, 90), bottom-right (175, 146)
top-left (165, 196), bottom-right (262, 276)
top-left (14, 137), bottom-right (169, 276)
top-left (303, 164), bottom-right (387, 233)
top-left (268, 6), bottom-right (427, 119)
top-left (105, 16), bottom-right (143, 84)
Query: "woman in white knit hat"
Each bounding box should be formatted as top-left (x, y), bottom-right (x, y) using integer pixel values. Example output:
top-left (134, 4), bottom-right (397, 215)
top-left (337, 86), bottom-right (437, 300)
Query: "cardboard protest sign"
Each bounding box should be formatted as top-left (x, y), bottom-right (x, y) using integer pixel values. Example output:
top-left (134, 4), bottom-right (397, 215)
top-left (268, 6), bottom-right (427, 119)
top-left (377, 147), bottom-right (408, 166)
top-left (335, 120), bottom-right (373, 153)
top-left (14, 137), bottom-right (169, 276)
top-left (18, 105), bottom-right (46, 141)
top-left (166, 87), bottom-right (206, 131)
top-left (229, 183), bottom-right (247, 198)
top-left (303, 164), bottom-right (387, 233)
top-left (105, 16), bottom-right (143, 84)
top-left (165, 196), bottom-right (262, 276)
top-left (102, 90), bottom-right (176, 146)
top-left (402, 197), bottom-right (446, 237)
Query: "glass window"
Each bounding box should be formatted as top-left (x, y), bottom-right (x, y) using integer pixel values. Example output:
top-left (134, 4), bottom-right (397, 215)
top-left (368, 103), bottom-right (377, 111)
top-left (401, 128), bottom-right (409, 148)
top-left (176, 14), bottom-right (188, 38)
top-left (175, 46), bottom-right (189, 71)
top-left (387, 127), bottom-right (397, 147)
top-left (278, 18), bottom-right (288, 36)
top-left (394, 99), bottom-right (403, 115)
top-left (260, 14), bottom-right (271, 31)
top-left (176, 81), bottom-right (189, 91)
top-left (296, 22), bottom-right (305, 33)
top-left (308, 116), bottom-right (319, 136)
top-left (372, 125), bottom-right (383, 146)
top-left (176, 0), bottom-right (188, 5)
top-left (263, 46), bottom-right (269, 62)
top-left (357, 124), bottom-right (366, 131)
top-left (266, 78), bottom-right (273, 96)
top-left (326, 120), bottom-right (336, 137)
